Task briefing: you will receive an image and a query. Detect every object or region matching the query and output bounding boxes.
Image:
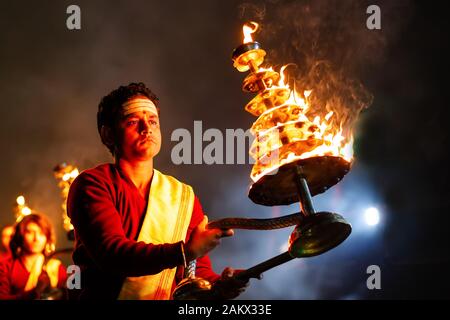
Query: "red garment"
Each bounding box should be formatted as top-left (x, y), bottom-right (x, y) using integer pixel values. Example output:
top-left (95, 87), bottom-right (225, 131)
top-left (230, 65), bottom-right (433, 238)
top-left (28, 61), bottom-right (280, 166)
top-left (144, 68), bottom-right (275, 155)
top-left (0, 252), bottom-right (11, 262)
top-left (67, 163), bottom-right (220, 300)
top-left (0, 257), bottom-right (67, 300)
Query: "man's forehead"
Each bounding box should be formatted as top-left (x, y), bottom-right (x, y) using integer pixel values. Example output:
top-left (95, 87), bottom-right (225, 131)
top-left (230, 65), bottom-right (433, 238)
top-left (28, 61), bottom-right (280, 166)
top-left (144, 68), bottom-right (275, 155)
top-left (122, 110), bottom-right (159, 119)
top-left (121, 97), bottom-right (158, 117)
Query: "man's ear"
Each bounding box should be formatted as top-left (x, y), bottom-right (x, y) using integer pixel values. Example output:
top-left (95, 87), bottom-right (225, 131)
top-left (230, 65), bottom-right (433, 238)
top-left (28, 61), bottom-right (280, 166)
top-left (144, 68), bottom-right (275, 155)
top-left (100, 125), bottom-right (115, 149)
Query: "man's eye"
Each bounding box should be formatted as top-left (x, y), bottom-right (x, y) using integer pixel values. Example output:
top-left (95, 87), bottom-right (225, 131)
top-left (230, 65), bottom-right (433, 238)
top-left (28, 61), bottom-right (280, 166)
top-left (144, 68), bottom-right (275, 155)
top-left (127, 120), bottom-right (138, 126)
top-left (150, 120), bottom-right (158, 126)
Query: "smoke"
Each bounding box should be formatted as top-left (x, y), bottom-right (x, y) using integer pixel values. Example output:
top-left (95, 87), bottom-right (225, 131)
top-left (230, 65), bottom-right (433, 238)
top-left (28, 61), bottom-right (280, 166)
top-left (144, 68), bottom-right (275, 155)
top-left (206, 163), bottom-right (384, 299)
top-left (237, 0), bottom-right (413, 141)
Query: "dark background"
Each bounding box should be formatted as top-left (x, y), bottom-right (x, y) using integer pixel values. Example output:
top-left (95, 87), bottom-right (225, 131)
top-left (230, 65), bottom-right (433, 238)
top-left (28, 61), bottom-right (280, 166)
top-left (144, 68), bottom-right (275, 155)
top-left (0, 0), bottom-right (448, 299)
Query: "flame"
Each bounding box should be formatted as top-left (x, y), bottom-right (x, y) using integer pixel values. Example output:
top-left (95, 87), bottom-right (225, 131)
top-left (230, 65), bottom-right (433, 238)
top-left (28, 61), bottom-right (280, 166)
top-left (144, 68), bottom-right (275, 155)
top-left (54, 164), bottom-right (79, 232)
top-left (21, 207), bottom-right (31, 216)
top-left (16, 195), bottom-right (25, 206)
top-left (243, 22), bottom-right (259, 43)
top-left (249, 63), bottom-right (354, 183)
top-left (14, 195), bottom-right (33, 222)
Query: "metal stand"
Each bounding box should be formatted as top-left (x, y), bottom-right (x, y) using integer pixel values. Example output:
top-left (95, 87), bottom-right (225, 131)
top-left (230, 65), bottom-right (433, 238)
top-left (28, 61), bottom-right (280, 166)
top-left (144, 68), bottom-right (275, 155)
top-left (172, 259), bottom-right (213, 300)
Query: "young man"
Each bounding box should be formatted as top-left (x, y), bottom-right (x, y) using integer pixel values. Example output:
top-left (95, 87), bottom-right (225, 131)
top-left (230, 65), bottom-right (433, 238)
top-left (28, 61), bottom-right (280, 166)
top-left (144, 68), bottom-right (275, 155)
top-left (67, 82), bottom-right (248, 300)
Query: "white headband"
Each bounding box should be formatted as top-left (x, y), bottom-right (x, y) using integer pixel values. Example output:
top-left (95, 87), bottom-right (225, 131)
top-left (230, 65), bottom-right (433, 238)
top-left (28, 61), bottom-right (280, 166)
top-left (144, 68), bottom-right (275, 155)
top-left (121, 98), bottom-right (158, 117)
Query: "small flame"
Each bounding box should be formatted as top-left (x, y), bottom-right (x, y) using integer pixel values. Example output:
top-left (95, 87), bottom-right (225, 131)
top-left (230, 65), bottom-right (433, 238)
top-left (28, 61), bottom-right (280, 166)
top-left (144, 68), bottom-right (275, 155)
top-left (16, 195), bottom-right (25, 206)
top-left (70, 168), bottom-right (79, 179)
top-left (243, 22), bottom-right (259, 43)
top-left (21, 207), bottom-right (31, 216)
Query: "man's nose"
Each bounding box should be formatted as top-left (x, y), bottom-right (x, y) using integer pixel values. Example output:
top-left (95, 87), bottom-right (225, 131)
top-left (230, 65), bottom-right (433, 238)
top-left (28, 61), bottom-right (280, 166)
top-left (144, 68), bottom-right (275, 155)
top-left (139, 119), bottom-right (152, 134)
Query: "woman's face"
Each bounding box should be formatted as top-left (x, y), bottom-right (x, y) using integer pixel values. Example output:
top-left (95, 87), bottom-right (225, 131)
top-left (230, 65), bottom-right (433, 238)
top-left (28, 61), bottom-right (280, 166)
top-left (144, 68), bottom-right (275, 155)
top-left (23, 222), bottom-right (47, 255)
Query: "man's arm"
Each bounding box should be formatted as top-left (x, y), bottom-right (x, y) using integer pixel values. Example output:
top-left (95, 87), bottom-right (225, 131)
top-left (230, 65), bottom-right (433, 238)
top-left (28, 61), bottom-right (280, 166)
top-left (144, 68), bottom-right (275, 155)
top-left (185, 196), bottom-right (220, 282)
top-left (68, 173), bottom-right (185, 277)
top-left (186, 196), bottom-right (250, 299)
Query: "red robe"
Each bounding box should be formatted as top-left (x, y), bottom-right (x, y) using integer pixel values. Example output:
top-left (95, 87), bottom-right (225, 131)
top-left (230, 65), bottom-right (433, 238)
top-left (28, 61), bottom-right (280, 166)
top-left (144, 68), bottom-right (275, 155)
top-left (67, 163), bottom-right (220, 300)
top-left (0, 257), bottom-right (67, 300)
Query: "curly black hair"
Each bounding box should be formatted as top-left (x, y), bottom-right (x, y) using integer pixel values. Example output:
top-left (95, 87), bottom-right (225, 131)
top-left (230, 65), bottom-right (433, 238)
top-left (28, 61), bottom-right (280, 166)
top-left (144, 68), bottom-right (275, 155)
top-left (97, 82), bottom-right (160, 155)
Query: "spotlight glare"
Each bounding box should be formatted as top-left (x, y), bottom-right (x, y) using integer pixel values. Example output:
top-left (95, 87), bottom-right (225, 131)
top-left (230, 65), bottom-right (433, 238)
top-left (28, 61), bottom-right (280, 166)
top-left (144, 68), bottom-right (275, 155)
top-left (364, 207), bottom-right (380, 226)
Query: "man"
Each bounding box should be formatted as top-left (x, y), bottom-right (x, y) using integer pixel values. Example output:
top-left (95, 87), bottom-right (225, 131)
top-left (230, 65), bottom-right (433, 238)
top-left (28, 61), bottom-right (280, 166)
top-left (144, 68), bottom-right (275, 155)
top-left (67, 82), bottom-right (248, 300)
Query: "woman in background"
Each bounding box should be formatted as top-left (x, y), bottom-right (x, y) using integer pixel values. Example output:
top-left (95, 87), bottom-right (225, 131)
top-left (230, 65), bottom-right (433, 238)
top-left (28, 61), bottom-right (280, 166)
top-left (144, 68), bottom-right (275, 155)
top-left (0, 214), bottom-right (67, 299)
top-left (0, 225), bottom-right (14, 261)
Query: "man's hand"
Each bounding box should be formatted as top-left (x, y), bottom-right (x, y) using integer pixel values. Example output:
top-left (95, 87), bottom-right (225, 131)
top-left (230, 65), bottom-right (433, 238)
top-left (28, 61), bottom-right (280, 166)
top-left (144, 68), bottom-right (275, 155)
top-left (212, 267), bottom-right (249, 300)
top-left (185, 215), bottom-right (234, 261)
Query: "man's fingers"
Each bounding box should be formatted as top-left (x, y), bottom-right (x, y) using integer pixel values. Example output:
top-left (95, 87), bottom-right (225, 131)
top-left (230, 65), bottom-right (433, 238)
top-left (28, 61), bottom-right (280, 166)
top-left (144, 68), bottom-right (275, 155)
top-left (221, 229), bottom-right (234, 237)
top-left (222, 267), bottom-right (234, 278)
top-left (199, 215), bottom-right (208, 229)
top-left (212, 228), bottom-right (233, 239)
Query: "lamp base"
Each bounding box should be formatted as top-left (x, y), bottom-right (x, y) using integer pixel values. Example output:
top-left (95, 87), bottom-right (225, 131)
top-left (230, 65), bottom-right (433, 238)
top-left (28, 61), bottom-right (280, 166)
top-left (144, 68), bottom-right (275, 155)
top-left (288, 211), bottom-right (352, 258)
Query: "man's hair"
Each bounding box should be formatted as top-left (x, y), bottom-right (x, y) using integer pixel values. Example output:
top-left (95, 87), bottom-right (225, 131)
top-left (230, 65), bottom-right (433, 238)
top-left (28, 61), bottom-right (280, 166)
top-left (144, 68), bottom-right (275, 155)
top-left (97, 82), bottom-right (160, 155)
top-left (10, 214), bottom-right (56, 259)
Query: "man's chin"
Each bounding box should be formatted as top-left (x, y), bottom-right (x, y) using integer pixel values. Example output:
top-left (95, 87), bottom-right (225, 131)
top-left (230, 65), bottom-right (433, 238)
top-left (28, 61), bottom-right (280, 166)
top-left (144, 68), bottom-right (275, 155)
top-left (133, 149), bottom-right (159, 160)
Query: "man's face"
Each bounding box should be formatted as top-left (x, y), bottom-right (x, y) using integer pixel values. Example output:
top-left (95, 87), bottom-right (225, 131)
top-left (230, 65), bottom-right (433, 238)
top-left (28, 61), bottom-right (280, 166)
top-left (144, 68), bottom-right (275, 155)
top-left (116, 96), bottom-right (162, 161)
top-left (23, 222), bottom-right (47, 255)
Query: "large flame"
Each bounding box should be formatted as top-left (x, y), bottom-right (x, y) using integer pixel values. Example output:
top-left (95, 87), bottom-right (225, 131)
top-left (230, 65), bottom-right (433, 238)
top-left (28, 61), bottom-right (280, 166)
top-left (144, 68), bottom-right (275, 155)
top-left (243, 22), bottom-right (259, 43)
top-left (248, 63), bottom-right (354, 183)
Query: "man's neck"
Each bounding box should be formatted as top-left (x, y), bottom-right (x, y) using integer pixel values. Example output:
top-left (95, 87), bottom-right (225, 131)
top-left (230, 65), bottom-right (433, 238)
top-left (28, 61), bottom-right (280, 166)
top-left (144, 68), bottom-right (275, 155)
top-left (116, 157), bottom-right (154, 195)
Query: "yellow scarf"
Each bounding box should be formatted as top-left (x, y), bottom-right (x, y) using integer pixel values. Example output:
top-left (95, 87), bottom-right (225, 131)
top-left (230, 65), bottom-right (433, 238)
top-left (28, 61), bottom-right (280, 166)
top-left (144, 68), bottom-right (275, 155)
top-left (118, 169), bottom-right (194, 300)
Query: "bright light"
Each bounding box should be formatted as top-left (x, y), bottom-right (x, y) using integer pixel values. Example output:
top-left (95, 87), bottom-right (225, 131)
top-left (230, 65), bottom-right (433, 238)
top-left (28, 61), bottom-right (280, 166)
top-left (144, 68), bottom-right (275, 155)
top-left (364, 207), bottom-right (380, 226)
top-left (21, 207), bottom-right (32, 216)
top-left (16, 195), bottom-right (25, 206)
top-left (279, 241), bottom-right (289, 253)
top-left (70, 169), bottom-right (79, 179)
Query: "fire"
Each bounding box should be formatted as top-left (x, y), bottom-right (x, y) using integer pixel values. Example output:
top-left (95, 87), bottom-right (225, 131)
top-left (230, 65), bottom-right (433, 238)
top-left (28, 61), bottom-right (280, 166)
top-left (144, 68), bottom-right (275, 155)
top-left (54, 163), bottom-right (79, 232)
top-left (16, 195), bottom-right (25, 206)
top-left (62, 168), bottom-right (79, 182)
top-left (243, 22), bottom-right (259, 43)
top-left (14, 195), bottom-right (33, 222)
top-left (21, 207), bottom-right (31, 216)
top-left (238, 25), bottom-right (355, 183)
